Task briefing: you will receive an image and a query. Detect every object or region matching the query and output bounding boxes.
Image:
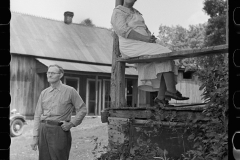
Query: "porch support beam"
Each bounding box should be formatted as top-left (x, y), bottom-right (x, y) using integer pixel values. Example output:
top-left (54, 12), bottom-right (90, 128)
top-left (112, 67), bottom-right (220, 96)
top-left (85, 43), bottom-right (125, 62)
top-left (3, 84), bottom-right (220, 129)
top-left (110, 0), bottom-right (126, 108)
top-left (95, 75), bottom-right (98, 115)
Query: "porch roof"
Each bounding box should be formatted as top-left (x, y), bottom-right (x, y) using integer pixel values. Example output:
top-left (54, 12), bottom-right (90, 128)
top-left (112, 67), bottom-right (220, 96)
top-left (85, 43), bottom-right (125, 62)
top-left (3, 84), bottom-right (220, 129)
top-left (36, 58), bottom-right (138, 75)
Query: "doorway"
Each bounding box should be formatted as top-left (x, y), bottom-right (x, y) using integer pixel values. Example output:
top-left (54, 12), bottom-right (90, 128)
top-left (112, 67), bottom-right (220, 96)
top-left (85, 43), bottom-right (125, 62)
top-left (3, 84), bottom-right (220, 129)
top-left (86, 79), bottom-right (102, 115)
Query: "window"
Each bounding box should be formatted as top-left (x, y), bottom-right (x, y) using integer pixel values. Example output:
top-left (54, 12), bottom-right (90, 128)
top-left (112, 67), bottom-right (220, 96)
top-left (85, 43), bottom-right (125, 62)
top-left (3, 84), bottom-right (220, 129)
top-left (64, 77), bottom-right (80, 115)
top-left (126, 79), bottom-right (133, 107)
top-left (103, 80), bottom-right (111, 109)
top-left (86, 79), bottom-right (102, 115)
top-left (183, 71), bottom-right (192, 79)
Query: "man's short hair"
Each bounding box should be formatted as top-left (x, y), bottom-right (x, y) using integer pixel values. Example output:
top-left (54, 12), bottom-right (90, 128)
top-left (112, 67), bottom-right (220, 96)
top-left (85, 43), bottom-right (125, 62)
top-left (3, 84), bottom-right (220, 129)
top-left (48, 64), bottom-right (64, 74)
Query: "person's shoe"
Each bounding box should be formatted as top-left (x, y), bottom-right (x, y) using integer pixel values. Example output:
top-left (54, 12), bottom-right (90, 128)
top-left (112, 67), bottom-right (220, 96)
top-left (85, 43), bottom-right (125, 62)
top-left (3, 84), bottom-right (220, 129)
top-left (165, 90), bottom-right (189, 100)
top-left (154, 98), bottom-right (168, 108)
top-left (164, 99), bottom-right (169, 105)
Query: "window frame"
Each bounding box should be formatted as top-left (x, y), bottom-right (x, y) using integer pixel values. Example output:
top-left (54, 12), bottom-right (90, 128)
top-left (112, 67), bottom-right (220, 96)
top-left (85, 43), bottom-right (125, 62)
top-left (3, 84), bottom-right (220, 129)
top-left (63, 76), bottom-right (80, 92)
top-left (103, 79), bottom-right (111, 110)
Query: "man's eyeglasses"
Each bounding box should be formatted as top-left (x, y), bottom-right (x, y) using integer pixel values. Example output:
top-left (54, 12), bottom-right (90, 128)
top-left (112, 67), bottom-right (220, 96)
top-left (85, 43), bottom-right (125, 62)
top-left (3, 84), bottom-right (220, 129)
top-left (46, 72), bottom-right (61, 75)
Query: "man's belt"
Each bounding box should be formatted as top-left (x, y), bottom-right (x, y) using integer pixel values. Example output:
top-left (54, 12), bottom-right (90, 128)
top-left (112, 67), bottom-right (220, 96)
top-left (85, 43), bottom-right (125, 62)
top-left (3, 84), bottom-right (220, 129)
top-left (41, 120), bottom-right (63, 126)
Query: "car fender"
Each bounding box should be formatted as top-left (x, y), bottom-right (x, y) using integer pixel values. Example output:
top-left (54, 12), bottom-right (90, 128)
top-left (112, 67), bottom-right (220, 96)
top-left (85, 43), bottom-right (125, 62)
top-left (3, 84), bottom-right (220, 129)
top-left (10, 115), bottom-right (27, 125)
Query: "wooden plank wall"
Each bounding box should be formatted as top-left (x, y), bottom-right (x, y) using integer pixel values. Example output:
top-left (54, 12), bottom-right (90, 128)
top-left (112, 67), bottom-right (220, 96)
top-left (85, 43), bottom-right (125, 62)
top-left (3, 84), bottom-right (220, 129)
top-left (110, 0), bottom-right (125, 108)
top-left (137, 71), bottom-right (204, 106)
top-left (170, 80), bottom-right (204, 104)
top-left (10, 54), bottom-right (48, 118)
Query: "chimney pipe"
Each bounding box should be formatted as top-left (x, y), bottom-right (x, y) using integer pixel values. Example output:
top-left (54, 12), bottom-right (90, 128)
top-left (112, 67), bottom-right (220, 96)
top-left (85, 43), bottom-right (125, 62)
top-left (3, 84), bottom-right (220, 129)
top-left (64, 11), bottom-right (74, 24)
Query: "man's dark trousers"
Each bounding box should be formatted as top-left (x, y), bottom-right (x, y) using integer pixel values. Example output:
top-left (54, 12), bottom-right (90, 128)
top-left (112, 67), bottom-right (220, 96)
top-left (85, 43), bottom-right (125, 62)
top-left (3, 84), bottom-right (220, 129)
top-left (38, 122), bottom-right (72, 160)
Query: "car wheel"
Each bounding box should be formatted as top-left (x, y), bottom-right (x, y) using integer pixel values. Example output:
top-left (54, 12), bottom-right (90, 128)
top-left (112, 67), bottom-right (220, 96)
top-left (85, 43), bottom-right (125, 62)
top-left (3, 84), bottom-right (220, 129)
top-left (10, 119), bottom-right (24, 137)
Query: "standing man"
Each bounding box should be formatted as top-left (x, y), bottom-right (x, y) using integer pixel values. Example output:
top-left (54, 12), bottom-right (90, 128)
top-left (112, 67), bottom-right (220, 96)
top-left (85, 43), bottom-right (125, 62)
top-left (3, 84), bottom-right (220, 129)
top-left (31, 64), bottom-right (87, 160)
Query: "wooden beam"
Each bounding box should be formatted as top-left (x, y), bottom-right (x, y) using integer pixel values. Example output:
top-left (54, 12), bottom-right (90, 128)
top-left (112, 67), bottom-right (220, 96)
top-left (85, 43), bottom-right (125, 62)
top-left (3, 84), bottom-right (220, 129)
top-left (110, 0), bottom-right (126, 108)
top-left (117, 44), bottom-right (228, 64)
top-left (109, 110), bottom-right (153, 119)
top-left (105, 103), bottom-right (206, 111)
top-left (95, 75), bottom-right (98, 115)
top-left (110, 32), bottom-right (126, 108)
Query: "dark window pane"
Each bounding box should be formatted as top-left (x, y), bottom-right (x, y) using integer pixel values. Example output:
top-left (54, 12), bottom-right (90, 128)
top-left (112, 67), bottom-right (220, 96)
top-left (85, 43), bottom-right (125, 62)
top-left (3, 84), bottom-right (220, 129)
top-left (127, 80), bottom-right (133, 95)
top-left (183, 71), bottom-right (192, 79)
top-left (65, 78), bottom-right (79, 115)
top-left (104, 81), bottom-right (111, 108)
top-left (89, 81), bottom-right (96, 100)
top-left (88, 102), bottom-right (95, 114)
top-left (66, 79), bottom-right (78, 91)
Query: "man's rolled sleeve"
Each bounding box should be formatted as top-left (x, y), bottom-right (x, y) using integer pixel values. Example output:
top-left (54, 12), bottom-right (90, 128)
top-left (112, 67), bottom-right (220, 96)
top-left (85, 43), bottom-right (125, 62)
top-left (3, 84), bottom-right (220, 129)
top-left (32, 93), bottom-right (43, 137)
top-left (70, 88), bottom-right (87, 127)
top-left (111, 10), bottom-right (133, 38)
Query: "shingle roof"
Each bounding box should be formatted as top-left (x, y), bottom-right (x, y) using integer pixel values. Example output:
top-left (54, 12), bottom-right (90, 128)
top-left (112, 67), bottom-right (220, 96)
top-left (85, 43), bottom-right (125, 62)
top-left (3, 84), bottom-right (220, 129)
top-left (10, 12), bottom-right (113, 65)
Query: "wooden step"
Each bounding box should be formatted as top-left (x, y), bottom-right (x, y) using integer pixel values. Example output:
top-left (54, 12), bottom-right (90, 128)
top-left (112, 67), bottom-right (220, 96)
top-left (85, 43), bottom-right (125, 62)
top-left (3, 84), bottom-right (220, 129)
top-left (117, 44), bottom-right (228, 63)
top-left (158, 103), bottom-right (207, 111)
top-left (106, 103), bottom-right (206, 111)
top-left (106, 103), bottom-right (206, 121)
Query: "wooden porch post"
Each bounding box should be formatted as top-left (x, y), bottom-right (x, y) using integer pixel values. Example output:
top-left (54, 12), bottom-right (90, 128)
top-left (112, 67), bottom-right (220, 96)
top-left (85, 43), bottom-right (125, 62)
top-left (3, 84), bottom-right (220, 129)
top-left (110, 0), bottom-right (126, 108)
top-left (95, 75), bottom-right (98, 115)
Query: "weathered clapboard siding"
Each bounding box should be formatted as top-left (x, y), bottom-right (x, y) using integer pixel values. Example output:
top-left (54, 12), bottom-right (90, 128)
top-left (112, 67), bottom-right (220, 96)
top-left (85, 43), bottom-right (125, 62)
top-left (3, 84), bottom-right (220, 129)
top-left (138, 89), bottom-right (148, 107)
top-left (10, 54), bottom-right (48, 118)
top-left (170, 80), bottom-right (204, 104)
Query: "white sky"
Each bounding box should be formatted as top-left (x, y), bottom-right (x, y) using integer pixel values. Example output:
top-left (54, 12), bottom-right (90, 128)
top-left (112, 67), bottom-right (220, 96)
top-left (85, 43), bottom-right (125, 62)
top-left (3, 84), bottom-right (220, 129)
top-left (10, 0), bottom-right (210, 34)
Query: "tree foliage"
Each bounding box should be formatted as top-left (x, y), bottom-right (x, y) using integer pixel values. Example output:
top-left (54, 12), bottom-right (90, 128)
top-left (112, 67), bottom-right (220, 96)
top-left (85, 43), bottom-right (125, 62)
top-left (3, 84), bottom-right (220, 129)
top-left (185, 0), bottom-right (228, 159)
top-left (157, 24), bottom-right (206, 51)
top-left (203, 0), bottom-right (227, 46)
top-left (80, 18), bottom-right (95, 27)
top-left (156, 1), bottom-right (228, 159)
top-left (157, 24), bottom-right (206, 71)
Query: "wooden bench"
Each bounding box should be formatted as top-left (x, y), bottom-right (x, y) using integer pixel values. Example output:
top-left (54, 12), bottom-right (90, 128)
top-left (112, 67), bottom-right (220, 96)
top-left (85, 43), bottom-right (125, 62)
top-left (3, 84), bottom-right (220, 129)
top-left (111, 42), bottom-right (228, 108)
top-left (117, 44), bottom-right (228, 63)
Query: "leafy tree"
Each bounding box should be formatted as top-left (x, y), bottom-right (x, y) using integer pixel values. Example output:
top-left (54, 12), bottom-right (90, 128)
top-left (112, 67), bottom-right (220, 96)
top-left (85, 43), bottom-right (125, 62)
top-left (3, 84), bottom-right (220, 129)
top-left (157, 24), bottom-right (206, 51)
top-left (80, 18), bottom-right (95, 27)
top-left (157, 24), bottom-right (206, 71)
top-left (183, 0), bottom-right (228, 159)
top-left (203, 0), bottom-right (227, 46)
top-left (157, 1), bottom-right (228, 159)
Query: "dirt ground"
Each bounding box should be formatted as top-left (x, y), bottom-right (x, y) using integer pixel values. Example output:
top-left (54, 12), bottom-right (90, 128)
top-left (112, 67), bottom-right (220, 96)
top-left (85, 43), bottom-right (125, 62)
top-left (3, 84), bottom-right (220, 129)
top-left (10, 116), bottom-right (108, 160)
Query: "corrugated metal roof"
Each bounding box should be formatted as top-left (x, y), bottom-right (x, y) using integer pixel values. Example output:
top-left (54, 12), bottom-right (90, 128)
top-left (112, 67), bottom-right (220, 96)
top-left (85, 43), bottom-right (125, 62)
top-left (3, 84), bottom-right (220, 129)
top-left (10, 12), bottom-right (113, 64)
top-left (36, 58), bottom-right (137, 75)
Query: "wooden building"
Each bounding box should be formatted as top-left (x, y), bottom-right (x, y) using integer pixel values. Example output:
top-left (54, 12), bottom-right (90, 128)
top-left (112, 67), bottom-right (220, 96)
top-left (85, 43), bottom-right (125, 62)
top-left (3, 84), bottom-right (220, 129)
top-left (10, 12), bottom-right (204, 119)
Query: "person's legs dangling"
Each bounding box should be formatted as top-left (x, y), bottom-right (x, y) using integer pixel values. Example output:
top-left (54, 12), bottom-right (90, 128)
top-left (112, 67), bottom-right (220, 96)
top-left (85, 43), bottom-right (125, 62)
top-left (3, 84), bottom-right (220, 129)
top-left (163, 72), bottom-right (189, 101)
top-left (154, 74), bottom-right (169, 107)
top-left (162, 72), bottom-right (177, 93)
top-left (157, 73), bottom-right (166, 100)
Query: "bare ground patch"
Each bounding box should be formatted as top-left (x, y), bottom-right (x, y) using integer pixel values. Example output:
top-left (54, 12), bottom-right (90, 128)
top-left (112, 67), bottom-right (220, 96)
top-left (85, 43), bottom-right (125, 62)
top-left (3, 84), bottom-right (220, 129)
top-left (10, 117), bottom-right (108, 160)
